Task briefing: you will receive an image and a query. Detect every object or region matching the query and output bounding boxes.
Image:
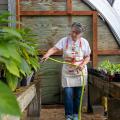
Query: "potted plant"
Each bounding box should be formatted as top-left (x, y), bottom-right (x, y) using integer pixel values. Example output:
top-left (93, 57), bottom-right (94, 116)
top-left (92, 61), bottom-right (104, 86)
top-left (113, 64), bottom-right (120, 82)
top-left (0, 12), bottom-right (40, 91)
top-left (98, 60), bottom-right (120, 82)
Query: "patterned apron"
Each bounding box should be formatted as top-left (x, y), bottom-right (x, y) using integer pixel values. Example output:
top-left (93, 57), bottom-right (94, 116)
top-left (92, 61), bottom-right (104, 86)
top-left (62, 37), bottom-right (88, 87)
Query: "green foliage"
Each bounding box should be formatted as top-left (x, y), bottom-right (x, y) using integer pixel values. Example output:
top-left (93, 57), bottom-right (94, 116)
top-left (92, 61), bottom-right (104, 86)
top-left (98, 60), bottom-right (120, 75)
top-left (0, 12), bottom-right (40, 91)
top-left (0, 81), bottom-right (21, 118)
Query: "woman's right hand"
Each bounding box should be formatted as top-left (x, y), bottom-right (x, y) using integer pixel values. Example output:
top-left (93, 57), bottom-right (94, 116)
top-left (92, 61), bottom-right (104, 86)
top-left (41, 54), bottom-right (50, 62)
top-left (41, 47), bottom-right (60, 63)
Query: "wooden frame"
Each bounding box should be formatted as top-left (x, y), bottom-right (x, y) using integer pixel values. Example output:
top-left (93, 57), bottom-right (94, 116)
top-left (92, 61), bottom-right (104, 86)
top-left (98, 50), bottom-right (120, 55)
top-left (20, 11), bottom-right (94, 16)
top-left (16, 0), bottom-right (21, 28)
top-left (16, 0), bottom-right (98, 67)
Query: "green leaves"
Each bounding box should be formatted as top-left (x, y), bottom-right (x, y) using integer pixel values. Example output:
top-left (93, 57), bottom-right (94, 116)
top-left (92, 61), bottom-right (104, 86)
top-left (5, 60), bottom-right (20, 77)
top-left (30, 57), bottom-right (40, 71)
top-left (3, 27), bottom-right (23, 40)
top-left (98, 60), bottom-right (120, 75)
top-left (20, 58), bottom-right (32, 76)
top-left (0, 43), bottom-right (21, 62)
top-left (0, 81), bottom-right (21, 116)
top-left (6, 71), bottom-right (19, 91)
top-left (0, 12), bottom-right (40, 92)
top-left (0, 57), bottom-right (20, 77)
top-left (0, 12), bottom-right (40, 118)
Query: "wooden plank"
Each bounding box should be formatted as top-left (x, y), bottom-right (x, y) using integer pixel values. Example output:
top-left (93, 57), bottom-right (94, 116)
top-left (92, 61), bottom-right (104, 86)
top-left (89, 75), bottom-right (120, 98)
top-left (27, 81), bottom-right (41, 120)
top-left (0, 0), bottom-right (8, 12)
top-left (98, 50), bottom-right (120, 55)
top-left (0, 0), bottom-right (8, 4)
top-left (17, 84), bottom-right (36, 112)
top-left (66, 0), bottom-right (72, 14)
top-left (92, 12), bottom-right (98, 68)
top-left (98, 18), bottom-right (119, 50)
top-left (2, 84), bottom-right (36, 120)
top-left (0, 5), bottom-right (8, 10)
top-left (20, 11), bottom-right (94, 16)
top-left (21, 16), bottom-right (92, 51)
top-left (98, 55), bottom-right (120, 64)
top-left (20, 0), bottom-right (66, 11)
top-left (52, 0), bottom-right (66, 1)
top-left (108, 98), bottom-right (120, 120)
top-left (39, 56), bottom-right (62, 104)
top-left (16, 0), bottom-right (21, 28)
top-left (72, 0), bottom-right (91, 11)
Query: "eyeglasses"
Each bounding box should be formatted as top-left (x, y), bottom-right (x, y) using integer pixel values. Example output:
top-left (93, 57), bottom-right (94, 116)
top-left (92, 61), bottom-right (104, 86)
top-left (71, 30), bottom-right (79, 34)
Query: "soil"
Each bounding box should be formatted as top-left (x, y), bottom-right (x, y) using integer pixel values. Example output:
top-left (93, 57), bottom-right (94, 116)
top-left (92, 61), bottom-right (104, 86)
top-left (40, 107), bottom-right (107, 120)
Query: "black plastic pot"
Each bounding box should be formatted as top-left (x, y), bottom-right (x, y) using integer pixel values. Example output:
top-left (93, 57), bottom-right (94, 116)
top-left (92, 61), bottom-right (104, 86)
top-left (88, 68), bottom-right (107, 79)
top-left (20, 77), bottom-right (27, 86)
top-left (108, 74), bottom-right (114, 82)
top-left (20, 71), bottom-right (35, 86)
top-left (0, 69), bottom-right (7, 84)
top-left (114, 73), bottom-right (120, 82)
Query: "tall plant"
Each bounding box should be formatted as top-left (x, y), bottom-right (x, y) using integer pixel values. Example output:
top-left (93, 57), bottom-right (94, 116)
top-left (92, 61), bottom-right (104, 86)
top-left (0, 12), bottom-right (40, 91)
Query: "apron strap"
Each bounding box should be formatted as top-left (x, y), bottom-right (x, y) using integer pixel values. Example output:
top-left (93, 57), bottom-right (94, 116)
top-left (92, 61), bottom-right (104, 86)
top-left (79, 38), bottom-right (82, 48)
top-left (66, 37), bottom-right (82, 49)
top-left (65, 37), bottom-right (83, 64)
top-left (66, 37), bottom-right (69, 49)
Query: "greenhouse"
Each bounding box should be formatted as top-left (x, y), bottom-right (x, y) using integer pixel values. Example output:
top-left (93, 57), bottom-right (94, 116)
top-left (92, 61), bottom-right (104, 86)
top-left (0, 0), bottom-right (120, 120)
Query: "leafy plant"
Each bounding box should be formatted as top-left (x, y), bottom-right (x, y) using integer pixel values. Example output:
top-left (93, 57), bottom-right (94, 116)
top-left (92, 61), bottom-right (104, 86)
top-left (0, 81), bottom-right (21, 119)
top-left (0, 12), bottom-right (40, 91)
top-left (98, 60), bottom-right (120, 75)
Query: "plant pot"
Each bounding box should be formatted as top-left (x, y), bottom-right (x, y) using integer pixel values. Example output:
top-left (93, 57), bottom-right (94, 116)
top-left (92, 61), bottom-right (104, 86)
top-left (20, 71), bottom-right (35, 86)
top-left (88, 68), bottom-right (99, 75)
top-left (88, 68), bottom-right (107, 79)
top-left (114, 73), bottom-right (120, 82)
top-left (0, 69), bottom-right (7, 84)
top-left (108, 74), bottom-right (114, 82)
top-left (20, 77), bottom-right (27, 86)
top-left (30, 71), bottom-right (35, 82)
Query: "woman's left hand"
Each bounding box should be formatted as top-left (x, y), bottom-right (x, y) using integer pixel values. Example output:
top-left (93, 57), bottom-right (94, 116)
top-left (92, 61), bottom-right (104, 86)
top-left (76, 64), bottom-right (84, 71)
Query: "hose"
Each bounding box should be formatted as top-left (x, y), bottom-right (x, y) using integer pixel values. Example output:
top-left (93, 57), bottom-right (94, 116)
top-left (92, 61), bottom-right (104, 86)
top-left (45, 57), bottom-right (85, 120)
top-left (78, 71), bottom-right (85, 120)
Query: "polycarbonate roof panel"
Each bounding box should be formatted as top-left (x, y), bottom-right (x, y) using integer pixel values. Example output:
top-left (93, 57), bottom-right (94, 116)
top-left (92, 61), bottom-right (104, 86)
top-left (83, 0), bottom-right (120, 46)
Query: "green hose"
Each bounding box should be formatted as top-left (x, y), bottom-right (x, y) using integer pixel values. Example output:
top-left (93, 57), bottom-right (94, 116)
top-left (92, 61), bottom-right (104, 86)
top-left (47, 57), bottom-right (85, 120)
top-left (78, 71), bottom-right (85, 120)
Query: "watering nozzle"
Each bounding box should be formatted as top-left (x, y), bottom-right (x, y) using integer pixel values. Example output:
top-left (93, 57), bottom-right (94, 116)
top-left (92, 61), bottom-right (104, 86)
top-left (40, 58), bottom-right (45, 64)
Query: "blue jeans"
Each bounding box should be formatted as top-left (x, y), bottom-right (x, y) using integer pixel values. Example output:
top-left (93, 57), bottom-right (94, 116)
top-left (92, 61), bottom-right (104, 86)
top-left (64, 87), bottom-right (82, 116)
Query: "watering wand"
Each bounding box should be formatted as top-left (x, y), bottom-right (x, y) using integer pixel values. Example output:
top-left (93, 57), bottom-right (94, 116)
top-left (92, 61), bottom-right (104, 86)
top-left (40, 57), bottom-right (85, 120)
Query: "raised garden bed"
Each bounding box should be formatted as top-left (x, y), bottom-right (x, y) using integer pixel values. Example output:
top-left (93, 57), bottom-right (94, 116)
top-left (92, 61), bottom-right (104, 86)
top-left (88, 60), bottom-right (120, 82)
top-left (2, 80), bottom-right (41, 120)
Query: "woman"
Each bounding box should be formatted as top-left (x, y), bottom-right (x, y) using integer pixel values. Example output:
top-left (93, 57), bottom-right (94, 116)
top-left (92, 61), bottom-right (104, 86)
top-left (42, 22), bottom-right (91, 120)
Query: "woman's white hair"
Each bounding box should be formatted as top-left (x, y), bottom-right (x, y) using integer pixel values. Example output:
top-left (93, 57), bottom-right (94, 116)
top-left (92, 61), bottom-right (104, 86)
top-left (72, 22), bottom-right (84, 33)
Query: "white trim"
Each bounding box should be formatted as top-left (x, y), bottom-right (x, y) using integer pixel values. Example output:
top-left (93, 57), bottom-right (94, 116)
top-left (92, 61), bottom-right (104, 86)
top-left (83, 0), bottom-right (120, 46)
top-left (8, 0), bottom-right (16, 27)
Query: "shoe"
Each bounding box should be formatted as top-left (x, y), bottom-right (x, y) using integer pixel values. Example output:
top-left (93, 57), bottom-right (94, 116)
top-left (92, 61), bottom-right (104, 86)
top-left (66, 118), bottom-right (72, 120)
top-left (73, 114), bottom-right (78, 120)
top-left (66, 115), bottom-right (73, 120)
